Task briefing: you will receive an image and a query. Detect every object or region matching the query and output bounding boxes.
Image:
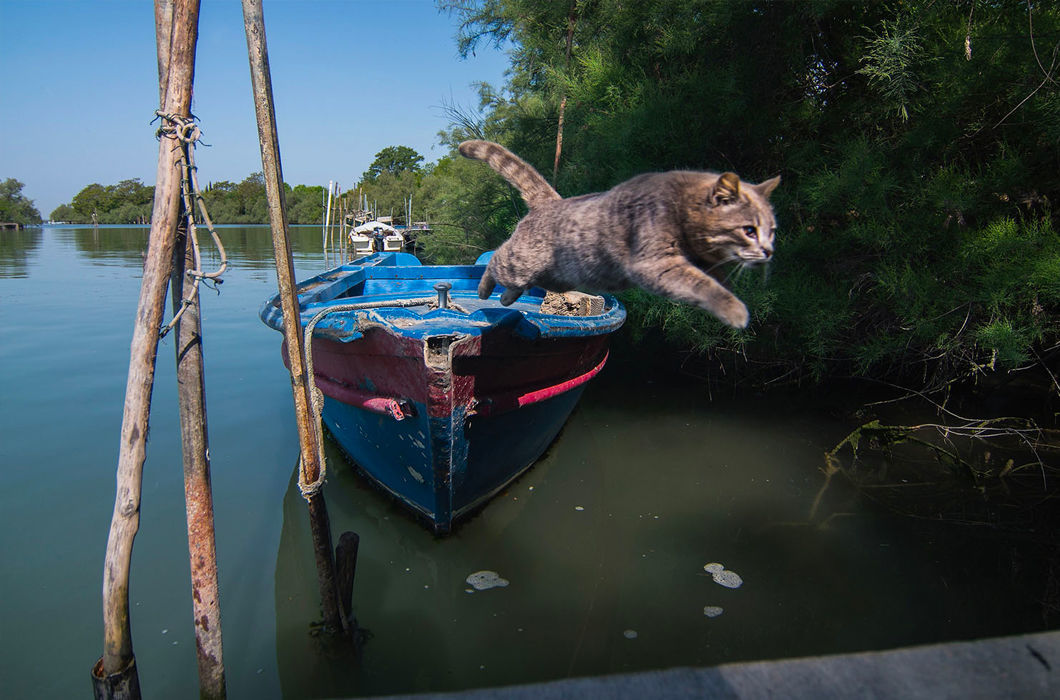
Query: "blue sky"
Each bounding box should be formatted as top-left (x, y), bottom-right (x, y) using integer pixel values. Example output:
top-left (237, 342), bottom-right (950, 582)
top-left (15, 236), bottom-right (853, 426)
top-left (0, 0), bottom-right (511, 217)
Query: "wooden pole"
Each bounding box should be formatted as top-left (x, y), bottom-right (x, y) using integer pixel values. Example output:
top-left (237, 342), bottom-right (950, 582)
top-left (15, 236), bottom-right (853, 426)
top-left (94, 0), bottom-right (199, 694)
top-left (335, 531), bottom-right (360, 635)
top-left (324, 181), bottom-right (334, 265)
top-left (156, 1), bottom-right (227, 694)
top-left (241, 0), bottom-right (344, 633)
top-left (170, 228), bottom-right (227, 698)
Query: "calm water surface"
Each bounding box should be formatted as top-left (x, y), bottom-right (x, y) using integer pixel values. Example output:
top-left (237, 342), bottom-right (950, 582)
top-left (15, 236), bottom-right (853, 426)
top-left (0, 226), bottom-right (1051, 698)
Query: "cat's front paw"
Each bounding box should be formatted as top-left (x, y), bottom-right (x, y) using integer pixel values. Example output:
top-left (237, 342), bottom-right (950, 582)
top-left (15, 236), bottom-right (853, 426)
top-left (717, 299), bottom-right (749, 328)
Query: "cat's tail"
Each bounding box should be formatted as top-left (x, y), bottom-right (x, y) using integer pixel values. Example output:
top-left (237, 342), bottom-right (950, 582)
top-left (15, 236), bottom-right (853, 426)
top-left (458, 140), bottom-right (561, 209)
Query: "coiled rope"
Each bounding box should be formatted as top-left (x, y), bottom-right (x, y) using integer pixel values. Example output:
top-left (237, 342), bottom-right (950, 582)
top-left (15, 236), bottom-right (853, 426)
top-left (297, 297), bottom-right (436, 499)
top-left (154, 111), bottom-right (228, 338)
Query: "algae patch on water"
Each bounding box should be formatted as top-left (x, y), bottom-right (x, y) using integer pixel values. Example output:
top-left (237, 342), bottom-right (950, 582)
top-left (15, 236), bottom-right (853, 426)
top-left (465, 570), bottom-right (509, 591)
top-left (704, 562), bottom-right (743, 589)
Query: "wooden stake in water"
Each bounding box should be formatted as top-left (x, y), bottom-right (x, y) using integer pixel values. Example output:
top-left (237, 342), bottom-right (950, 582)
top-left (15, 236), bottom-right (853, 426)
top-left (94, 0), bottom-right (200, 696)
top-left (241, 0), bottom-right (345, 634)
top-left (170, 227), bottom-right (227, 699)
top-left (155, 1), bottom-right (228, 695)
top-left (324, 180), bottom-right (334, 265)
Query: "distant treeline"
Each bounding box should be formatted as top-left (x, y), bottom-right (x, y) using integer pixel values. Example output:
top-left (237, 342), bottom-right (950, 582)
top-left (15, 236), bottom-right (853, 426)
top-left (49, 174), bottom-right (326, 225)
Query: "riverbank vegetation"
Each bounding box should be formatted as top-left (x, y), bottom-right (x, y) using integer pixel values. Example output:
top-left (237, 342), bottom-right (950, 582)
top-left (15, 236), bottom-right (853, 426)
top-left (50, 175), bottom-right (327, 226)
top-left (420, 0), bottom-right (1060, 393)
top-left (0, 179), bottom-right (43, 226)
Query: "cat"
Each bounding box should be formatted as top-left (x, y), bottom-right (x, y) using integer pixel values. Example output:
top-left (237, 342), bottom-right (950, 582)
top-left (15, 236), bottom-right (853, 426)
top-left (459, 139), bottom-right (779, 328)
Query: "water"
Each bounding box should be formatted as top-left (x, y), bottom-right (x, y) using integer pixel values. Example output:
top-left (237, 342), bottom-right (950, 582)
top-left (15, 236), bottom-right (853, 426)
top-left (0, 226), bottom-right (1052, 698)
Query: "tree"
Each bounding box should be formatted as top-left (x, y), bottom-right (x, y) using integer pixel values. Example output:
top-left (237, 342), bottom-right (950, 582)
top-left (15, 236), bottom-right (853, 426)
top-left (287, 184), bottom-right (326, 225)
top-left (70, 183), bottom-right (111, 221)
top-left (0, 179), bottom-right (42, 225)
top-left (50, 203), bottom-right (76, 222)
top-left (56, 179), bottom-right (154, 224)
top-left (440, 0), bottom-right (1060, 388)
top-left (362, 146), bottom-right (425, 182)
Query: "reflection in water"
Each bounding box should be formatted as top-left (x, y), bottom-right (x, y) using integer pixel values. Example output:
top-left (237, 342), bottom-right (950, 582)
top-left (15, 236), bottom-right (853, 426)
top-left (0, 228), bottom-right (41, 278)
top-left (273, 367), bottom-right (1053, 698)
top-left (61, 224), bottom-right (327, 269)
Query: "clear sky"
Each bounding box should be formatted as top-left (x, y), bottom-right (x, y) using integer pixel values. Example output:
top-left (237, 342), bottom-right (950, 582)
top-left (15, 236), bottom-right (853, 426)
top-left (0, 0), bottom-right (511, 217)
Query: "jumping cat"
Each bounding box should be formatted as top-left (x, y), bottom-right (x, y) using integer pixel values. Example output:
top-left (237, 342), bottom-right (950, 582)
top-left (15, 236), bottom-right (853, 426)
top-left (459, 139), bottom-right (779, 328)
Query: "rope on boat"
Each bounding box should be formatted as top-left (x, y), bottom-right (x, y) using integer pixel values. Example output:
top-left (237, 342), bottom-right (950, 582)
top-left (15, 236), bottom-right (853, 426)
top-left (298, 296), bottom-right (436, 499)
top-left (155, 111), bottom-right (229, 338)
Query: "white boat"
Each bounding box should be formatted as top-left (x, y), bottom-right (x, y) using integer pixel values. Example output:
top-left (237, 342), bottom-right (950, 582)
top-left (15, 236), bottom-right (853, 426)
top-left (349, 220), bottom-right (404, 256)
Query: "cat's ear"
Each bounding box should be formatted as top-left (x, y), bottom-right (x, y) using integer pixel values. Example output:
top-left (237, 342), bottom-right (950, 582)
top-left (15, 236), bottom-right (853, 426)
top-left (755, 175), bottom-right (781, 199)
top-left (711, 172), bottom-right (741, 206)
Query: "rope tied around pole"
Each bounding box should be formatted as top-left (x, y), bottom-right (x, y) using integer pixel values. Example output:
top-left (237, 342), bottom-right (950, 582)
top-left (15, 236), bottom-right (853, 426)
top-left (154, 110), bottom-right (229, 338)
top-left (297, 296), bottom-right (437, 500)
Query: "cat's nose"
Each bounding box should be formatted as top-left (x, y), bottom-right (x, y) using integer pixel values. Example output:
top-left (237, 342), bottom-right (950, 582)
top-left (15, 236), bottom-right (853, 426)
top-left (762, 246), bottom-right (773, 259)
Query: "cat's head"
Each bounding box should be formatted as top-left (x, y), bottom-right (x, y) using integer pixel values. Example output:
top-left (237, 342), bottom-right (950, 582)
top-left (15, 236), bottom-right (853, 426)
top-left (684, 172), bottom-right (780, 268)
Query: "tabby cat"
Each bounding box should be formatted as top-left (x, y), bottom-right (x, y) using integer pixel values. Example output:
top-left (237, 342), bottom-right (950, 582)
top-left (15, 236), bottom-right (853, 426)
top-left (459, 140), bottom-right (779, 328)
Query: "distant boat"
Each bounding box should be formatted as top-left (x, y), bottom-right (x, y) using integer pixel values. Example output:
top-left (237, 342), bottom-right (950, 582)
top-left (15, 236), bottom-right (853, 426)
top-left (349, 220), bottom-right (403, 256)
top-left (260, 251), bottom-right (625, 533)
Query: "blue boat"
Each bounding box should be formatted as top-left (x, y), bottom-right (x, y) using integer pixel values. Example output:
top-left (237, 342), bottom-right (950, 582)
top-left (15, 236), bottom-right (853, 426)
top-left (260, 252), bottom-right (626, 533)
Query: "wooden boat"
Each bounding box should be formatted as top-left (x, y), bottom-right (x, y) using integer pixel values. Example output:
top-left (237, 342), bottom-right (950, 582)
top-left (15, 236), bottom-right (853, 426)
top-left (260, 251), bottom-right (625, 533)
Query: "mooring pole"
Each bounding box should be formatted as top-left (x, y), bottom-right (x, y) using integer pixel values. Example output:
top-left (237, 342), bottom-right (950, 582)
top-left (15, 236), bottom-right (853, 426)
top-left (170, 229), bottom-right (227, 698)
top-left (241, 0), bottom-right (344, 633)
top-left (155, 1), bottom-right (228, 696)
top-left (93, 1), bottom-right (200, 697)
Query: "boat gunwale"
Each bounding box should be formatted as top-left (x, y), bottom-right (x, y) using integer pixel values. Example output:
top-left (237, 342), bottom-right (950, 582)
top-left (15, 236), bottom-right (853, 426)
top-left (259, 253), bottom-right (627, 342)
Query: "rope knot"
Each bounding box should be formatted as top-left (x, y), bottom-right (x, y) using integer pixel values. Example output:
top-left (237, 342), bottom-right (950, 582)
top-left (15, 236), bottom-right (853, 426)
top-left (156, 109), bottom-right (228, 339)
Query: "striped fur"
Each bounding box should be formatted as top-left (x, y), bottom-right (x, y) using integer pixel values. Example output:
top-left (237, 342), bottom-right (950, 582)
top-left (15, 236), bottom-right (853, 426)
top-left (459, 140), bottom-right (780, 328)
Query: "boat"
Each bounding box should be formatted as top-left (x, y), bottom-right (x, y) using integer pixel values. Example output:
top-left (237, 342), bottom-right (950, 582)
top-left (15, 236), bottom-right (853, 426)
top-left (348, 220), bottom-right (404, 256)
top-left (260, 251), bottom-right (626, 533)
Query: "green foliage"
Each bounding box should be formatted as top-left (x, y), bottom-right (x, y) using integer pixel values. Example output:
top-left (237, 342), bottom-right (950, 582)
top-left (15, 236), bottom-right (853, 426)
top-left (52, 174), bottom-right (324, 226)
top-left (288, 184), bottom-right (326, 225)
top-left (857, 16), bottom-right (927, 122)
top-left (51, 179), bottom-right (153, 224)
top-left (362, 146), bottom-right (425, 182)
top-left (356, 170), bottom-right (422, 223)
top-left (437, 0), bottom-right (1060, 388)
top-left (0, 179), bottom-right (42, 225)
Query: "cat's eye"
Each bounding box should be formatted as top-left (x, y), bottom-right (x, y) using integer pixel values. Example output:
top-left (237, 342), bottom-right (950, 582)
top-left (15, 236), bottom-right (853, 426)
top-left (741, 225), bottom-right (758, 239)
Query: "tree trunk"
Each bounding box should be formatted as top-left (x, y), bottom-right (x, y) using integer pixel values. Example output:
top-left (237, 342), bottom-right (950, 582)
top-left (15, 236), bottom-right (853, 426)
top-left (552, 4), bottom-right (578, 184)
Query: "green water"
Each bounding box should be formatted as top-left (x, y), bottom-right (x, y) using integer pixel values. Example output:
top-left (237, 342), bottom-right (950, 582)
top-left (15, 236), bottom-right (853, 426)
top-left (0, 226), bottom-right (1052, 698)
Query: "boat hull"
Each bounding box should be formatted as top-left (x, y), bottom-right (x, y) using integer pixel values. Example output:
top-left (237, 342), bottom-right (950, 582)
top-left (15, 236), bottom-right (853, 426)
top-left (264, 253), bottom-right (624, 533)
top-left (283, 329), bottom-right (610, 533)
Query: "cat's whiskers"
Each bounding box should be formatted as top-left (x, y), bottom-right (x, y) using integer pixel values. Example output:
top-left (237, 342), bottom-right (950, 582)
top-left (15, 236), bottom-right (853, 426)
top-left (702, 254), bottom-right (739, 276)
top-left (732, 257), bottom-right (773, 285)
